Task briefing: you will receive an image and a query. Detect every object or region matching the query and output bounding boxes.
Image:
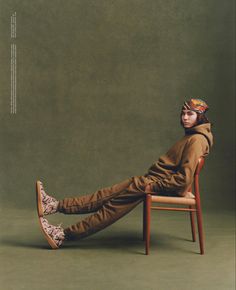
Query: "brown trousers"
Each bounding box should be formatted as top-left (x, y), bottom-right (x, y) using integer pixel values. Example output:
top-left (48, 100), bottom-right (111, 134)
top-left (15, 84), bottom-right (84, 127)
top-left (58, 175), bottom-right (156, 240)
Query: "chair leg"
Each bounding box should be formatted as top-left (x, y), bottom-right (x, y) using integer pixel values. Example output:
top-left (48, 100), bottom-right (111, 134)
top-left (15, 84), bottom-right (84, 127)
top-left (196, 207), bottom-right (204, 255)
top-left (145, 194), bottom-right (151, 255)
top-left (143, 199), bottom-right (146, 241)
top-left (189, 206), bottom-right (196, 242)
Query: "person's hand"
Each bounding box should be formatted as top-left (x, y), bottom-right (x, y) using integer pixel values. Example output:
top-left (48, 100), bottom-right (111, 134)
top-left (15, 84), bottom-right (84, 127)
top-left (145, 184), bottom-right (152, 192)
top-left (183, 191), bottom-right (195, 198)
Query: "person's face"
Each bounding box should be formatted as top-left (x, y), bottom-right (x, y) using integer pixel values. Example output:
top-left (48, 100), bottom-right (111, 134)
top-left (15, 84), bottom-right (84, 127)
top-left (181, 109), bottom-right (198, 128)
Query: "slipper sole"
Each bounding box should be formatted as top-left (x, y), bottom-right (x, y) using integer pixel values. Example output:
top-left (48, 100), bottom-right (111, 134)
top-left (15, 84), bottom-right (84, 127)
top-left (36, 181), bottom-right (44, 217)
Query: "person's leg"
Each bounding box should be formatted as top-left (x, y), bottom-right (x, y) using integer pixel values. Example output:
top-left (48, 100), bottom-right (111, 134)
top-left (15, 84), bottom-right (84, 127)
top-left (36, 178), bottom-right (134, 216)
top-left (37, 175), bottom-right (154, 248)
top-left (63, 187), bottom-right (145, 240)
top-left (57, 177), bottom-right (134, 214)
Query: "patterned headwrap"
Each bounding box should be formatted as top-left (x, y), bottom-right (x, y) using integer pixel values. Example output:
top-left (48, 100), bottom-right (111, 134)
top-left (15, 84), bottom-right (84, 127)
top-left (182, 98), bottom-right (209, 114)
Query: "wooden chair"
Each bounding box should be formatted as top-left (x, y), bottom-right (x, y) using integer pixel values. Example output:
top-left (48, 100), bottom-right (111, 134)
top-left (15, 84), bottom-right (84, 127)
top-left (143, 157), bottom-right (205, 255)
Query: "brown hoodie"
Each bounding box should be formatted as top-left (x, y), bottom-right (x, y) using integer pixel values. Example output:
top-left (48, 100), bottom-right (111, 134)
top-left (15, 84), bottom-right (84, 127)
top-left (146, 123), bottom-right (213, 196)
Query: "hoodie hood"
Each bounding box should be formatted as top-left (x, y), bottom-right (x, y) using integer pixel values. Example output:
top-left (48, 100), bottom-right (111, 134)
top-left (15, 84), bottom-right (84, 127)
top-left (185, 123), bottom-right (214, 148)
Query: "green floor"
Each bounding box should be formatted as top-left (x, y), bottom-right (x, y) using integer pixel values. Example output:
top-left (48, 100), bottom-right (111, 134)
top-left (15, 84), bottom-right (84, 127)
top-left (0, 206), bottom-right (235, 290)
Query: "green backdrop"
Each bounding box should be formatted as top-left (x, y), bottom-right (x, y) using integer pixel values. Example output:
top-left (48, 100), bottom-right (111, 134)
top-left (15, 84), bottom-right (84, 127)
top-left (0, 0), bottom-right (235, 210)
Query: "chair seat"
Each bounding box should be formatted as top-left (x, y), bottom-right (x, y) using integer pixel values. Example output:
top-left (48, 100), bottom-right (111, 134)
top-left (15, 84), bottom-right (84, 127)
top-left (151, 195), bottom-right (196, 206)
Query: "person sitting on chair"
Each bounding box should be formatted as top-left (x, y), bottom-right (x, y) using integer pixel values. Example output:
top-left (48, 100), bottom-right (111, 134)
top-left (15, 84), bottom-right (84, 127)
top-left (36, 98), bottom-right (213, 249)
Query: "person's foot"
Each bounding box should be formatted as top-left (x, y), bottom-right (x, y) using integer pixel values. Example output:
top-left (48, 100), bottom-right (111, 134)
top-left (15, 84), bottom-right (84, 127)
top-left (39, 217), bottom-right (65, 249)
top-left (184, 191), bottom-right (195, 198)
top-left (36, 180), bottom-right (59, 217)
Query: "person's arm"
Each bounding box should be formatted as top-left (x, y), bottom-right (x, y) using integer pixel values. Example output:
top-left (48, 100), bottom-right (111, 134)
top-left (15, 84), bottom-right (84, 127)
top-left (149, 136), bottom-right (207, 196)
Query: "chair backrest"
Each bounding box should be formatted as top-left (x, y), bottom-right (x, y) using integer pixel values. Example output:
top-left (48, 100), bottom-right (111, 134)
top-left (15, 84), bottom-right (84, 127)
top-left (193, 157), bottom-right (205, 199)
top-left (195, 157), bottom-right (205, 176)
top-left (188, 157), bottom-right (205, 193)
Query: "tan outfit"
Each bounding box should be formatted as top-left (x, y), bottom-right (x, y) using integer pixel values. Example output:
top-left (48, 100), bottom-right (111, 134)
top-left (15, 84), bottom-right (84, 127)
top-left (147, 123), bottom-right (213, 196)
top-left (58, 123), bottom-right (213, 240)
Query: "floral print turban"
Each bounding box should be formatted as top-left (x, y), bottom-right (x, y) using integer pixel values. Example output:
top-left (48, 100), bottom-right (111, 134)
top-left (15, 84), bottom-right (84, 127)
top-left (182, 98), bottom-right (209, 114)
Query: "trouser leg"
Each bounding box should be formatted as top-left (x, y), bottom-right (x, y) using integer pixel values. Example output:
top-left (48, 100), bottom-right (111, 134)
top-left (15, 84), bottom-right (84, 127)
top-left (63, 188), bottom-right (145, 240)
top-left (57, 178), bottom-right (134, 214)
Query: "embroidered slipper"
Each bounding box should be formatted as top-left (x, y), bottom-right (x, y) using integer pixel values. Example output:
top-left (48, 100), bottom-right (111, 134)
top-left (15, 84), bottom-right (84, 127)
top-left (36, 180), bottom-right (59, 217)
top-left (38, 217), bottom-right (65, 249)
